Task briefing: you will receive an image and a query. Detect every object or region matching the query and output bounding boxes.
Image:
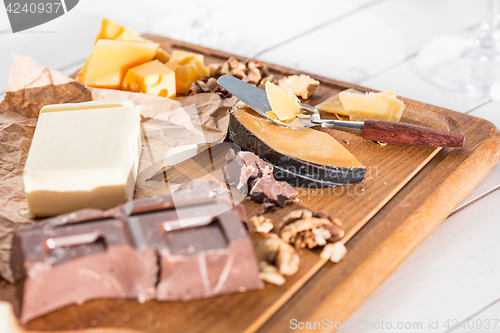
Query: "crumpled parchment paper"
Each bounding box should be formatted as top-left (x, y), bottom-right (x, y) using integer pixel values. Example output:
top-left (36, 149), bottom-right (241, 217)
top-left (0, 55), bottom-right (236, 282)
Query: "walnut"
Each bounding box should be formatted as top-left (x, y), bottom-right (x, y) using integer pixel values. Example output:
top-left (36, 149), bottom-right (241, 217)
top-left (279, 209), bottom-right (344, 249)
top-left (217, 57), bottom-right (272, 86)
top-left (187, 77), bottom-right (232, 98)
top-left (278, 209), bottom-right (313, 230)
top-left (278, 74), bottom-right (320, 99)
top-left (312, 227), bottom-right (331, 246)
top-left (197, 77), bottom-right (218, 91)
top-left (292, 227), bottom-right (332, 249)
top-left (248, 214), bottom-right (274, 234)
top-left (200, 57), bottom-right (272, 96)
top-left (253, 233), bottom-right (299, 276)
top-left (247, 60), bottom-right (268, 76)
top-left (320, 242), bottom-right (347, 263)
top-left (227, 57), bottom-right (247, 78)
top-left (208, 63), bottom-right (222, 77)
top-left (244, 67), bottom-right (262, 84)
top-left (258, 74), bottom-right (276, 89)
top-left (258, 261), bottom-right (286, 285)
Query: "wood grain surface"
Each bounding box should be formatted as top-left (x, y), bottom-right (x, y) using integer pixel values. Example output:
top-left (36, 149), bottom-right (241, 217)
top-left (0, 36), bottom-right (498, 333)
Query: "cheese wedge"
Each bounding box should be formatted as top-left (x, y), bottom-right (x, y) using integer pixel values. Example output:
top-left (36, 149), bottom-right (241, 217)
top-left (265, 81), bottom-right (301, 121)
top-left (23, 100), bottom-right (141, 217)
top-left (316, 89), bottom-right (399, 118)
top-left (339, 91), bottom-right (405, 122)
top-left (95, 18), bottom-right (170, 63)
top-left (233, 108), bottom-right (364, 169)
top-left (155, 48), bottom-right (171, 63)
top-left (95, 18), bottom-right (142, 43)
top-left (166, 50), bottom-right (209, 95)
top-left (76, 39), bottom-right (159, 89)
top-left (315, 88), bottom-right (362, 116)
top-left (121, 60), bottom-right (176, 98)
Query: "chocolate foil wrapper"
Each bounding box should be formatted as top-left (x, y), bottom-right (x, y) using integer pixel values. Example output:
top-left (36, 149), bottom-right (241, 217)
top-left (0, 55), bottom-right (237, 282)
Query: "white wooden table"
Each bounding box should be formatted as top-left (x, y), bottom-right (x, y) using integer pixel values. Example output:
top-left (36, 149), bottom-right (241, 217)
top-left (1, 1), bottom-right (499, 332)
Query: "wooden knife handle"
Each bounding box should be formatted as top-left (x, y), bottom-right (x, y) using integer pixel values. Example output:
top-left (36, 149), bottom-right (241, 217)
top-left (362, 120), bottom-right (465, 147)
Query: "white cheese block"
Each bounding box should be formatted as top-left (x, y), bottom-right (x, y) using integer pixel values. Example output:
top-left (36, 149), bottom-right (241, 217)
top-left (23, 100), bottom-right (141, 217)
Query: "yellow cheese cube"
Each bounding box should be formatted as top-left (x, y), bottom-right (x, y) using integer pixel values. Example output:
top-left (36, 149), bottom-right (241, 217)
top-left (121, 60), bottom-right (176, 98)
top-left (95, 18), bottom-right (141, 43)
top-left (265, 81), bottom-right (301, 121)
top-left (166, 50), bottom-right (209, 95)
top-left (76, 39), bottom-right (159, 89)
top-left (339, 91), bottom-right (405, 122)
top-left (155, 48), bottom-right (171, 63)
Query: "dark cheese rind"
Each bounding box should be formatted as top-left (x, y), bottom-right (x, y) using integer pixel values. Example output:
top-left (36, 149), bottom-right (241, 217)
top-left (228, 112), bottom-right (366, 188)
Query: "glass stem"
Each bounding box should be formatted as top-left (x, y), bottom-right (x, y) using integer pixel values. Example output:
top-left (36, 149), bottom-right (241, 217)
top-left (479, 0), bottom-right (500, 48)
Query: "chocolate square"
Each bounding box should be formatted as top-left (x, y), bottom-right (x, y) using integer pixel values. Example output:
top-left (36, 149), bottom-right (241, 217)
top-left (127, 200), bottom-right (262, 301)
top-left (11, 217), bottom-right (157, 323)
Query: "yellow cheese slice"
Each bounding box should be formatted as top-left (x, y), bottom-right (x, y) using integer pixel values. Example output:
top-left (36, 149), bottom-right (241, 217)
top-left (166, 50), bottom-right (209, 95)
top-left (121, 60), bottom-right (176, 98)
top-left (315, 88), bottom-right (363, 116)
top-left (316, 89), bottom-right (400, 118)
top-left (23, 100), bottom-right (141, 217)
top-left (265, 81), bottom-right (301, 121)
top-left (380, 90), bottom-right (397, 98)
top-left (339, 91), bottom-right (405, 122)
top-left (76, 39), bottom-right (159, 89)
top-left (233, 107), bottom-right (364, 169)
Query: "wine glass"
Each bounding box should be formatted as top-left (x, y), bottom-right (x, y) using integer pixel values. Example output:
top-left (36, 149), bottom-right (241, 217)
top-left (417, 0), bottom-right (500, 100)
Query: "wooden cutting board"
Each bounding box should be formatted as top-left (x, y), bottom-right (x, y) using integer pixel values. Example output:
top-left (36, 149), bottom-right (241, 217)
top-left (2, 36), bottom-right (498, 333)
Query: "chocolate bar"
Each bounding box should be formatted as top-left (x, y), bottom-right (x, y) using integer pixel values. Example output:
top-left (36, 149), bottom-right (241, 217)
top-left (11, 181), bottom-right (262, 322)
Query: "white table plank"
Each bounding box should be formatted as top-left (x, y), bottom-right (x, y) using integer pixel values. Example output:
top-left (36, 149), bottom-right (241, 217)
top-left (0, 11), bottom-right (99, 93)
top-left (0, 0), bottom-right (380, 93)
top-left (445, 298), bottom-right (500, 333)
top-left (191, 0), bottom-right (380, 57)
top-left (360, 58), bottom-right (488, 113)
top-left (344, 189), bottom-right (500, 333)
top-left (256, 0), bottom-right (487, 84)
top-left (453, 102), bottom-right (500, 212)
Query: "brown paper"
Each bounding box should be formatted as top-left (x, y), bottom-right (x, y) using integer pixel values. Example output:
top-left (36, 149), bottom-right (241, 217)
top-left (0, 55), bottom-right (236, 282)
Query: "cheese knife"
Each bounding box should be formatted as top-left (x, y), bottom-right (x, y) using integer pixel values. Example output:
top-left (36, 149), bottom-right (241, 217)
top-left (217, 75), bottom-right (465, 147)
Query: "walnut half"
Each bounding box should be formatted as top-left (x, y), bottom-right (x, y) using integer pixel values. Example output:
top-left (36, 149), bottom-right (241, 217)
top-left (253, 233), bottom-right (300, 276)
top-left (248, 215), bottom-right (274, 234)
top-left (279, 209), bottom-right (344, 249)
top-left (320, 242), bottom-right (347, 263)
top-left (278, 74), bottom-right (320, 99)
top-left (258, 261), bottom-right (286, 285)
